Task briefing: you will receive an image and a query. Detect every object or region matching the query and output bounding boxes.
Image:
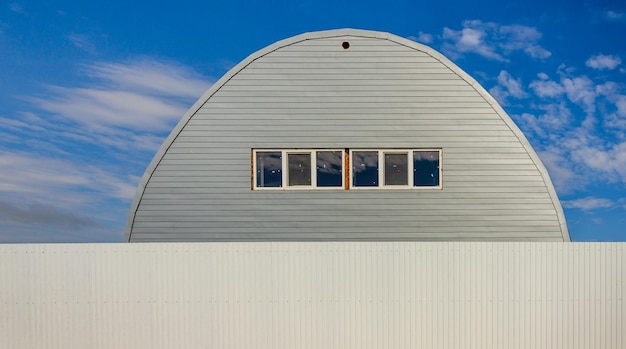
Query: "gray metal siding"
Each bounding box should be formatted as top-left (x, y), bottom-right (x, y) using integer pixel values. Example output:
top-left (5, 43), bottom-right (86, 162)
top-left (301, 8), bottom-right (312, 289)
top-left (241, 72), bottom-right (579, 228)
top-left (126, 30), bottom-right (568, 242)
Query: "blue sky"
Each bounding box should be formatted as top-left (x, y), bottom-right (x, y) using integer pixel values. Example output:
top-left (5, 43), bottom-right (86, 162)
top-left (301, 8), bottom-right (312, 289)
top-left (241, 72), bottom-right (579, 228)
top-left (1, 0), bottom-right (625, 242)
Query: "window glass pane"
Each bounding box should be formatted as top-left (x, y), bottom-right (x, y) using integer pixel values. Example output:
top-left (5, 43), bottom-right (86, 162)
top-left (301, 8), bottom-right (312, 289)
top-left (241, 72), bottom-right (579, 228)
top-left (413, 151), bottom-right (440, 186)
top-left (384, 152), bottom-right (408, 185)
top-left (256, 152), bottom-right (282, 187)
top-left (352, 151), bottom-right (379, 187)
top-left (316, 151), bottom-right (343, 187)
top-left (288, 153), bottom-right (312, 186)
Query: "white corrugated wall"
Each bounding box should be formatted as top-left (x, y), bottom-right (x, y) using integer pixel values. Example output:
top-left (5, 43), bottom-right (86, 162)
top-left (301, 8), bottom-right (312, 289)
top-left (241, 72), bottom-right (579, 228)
top-left (0, 242), bottom-right (623, 348)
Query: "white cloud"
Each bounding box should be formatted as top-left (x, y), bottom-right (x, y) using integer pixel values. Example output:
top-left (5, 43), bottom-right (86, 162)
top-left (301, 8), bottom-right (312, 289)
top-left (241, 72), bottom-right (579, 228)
top-left (562, 197), bottom-right (614, 210)
top-left (529, 77), bottom-right (565, 98)
top-left (32, 87), bottom-right (188, 132)
top-left (523, 45), bottom-right (551, 60)
top-left (497, 70), bottom-right (527, 98)
top-left (489, 70), bottom-right (527, 105)
top-left (498, 24), bottom-right (551, 59)
top-left (0, 151), bottom-right (136, 202)
top-left (537, 148), bottom-right (582, 194)
top-left (85, 59), bottom-right (212, 99)
top-left (409, 31), bottom-right (433, 44)
top-left (586, 54), bottom-right (622, 70)
top-left (441, 20), bottom-right (550, 61)
top-left (561, 76), bottom-right (597, 114)
top-left (1, 57), bottom-right (213, 242)
top-left (571, 142), bottom-right (626, 184)
top-left (442, 23), bottom-right (504, 61)
top-left (516, 102), bottom-right (572, 138)
top-left (26, 58), bottom-right (212, 134)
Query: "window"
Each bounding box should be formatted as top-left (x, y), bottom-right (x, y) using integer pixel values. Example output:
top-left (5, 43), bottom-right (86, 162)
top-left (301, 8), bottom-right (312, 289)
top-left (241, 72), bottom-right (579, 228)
top-left (255, 151), bottom-right (282, 188)
top-left (253, 148), bottom-right (441, 190)
top-left (384, 152), bottom-right (408, 186)
top-left (253, 149), bottom-right (345, 190)
top-left (316, 151), bottom-right (344, 187)
top-left (288, 153), bottom-right (311, 186)
top-left (414, 150), bottom-right (440, 187)
top-left (350, 149), bottom-right (441, 189)
top-left (351, 151), bottom-right (378, 187)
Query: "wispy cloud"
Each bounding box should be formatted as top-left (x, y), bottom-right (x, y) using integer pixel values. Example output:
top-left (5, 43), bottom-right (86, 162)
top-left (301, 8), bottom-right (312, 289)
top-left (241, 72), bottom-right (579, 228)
top-left (586, 54), bottom-right (622, 70)
top-left (0, 199), bottom-right (95, 228)
top-left (1, 57), bottom-right (213, 242)
top-left (409, 31), bottom-right (433, 44)
top-left (604, 10), bottom-right (626, 22)
top-left (441, 20), bottom-right (550, 61)
top-left (67, 33), bottom-right (97, 54)
top-left (537, 148), bottom-right (582, 194)
top-left (9, 3), bottom-right (27, 15)
top-left (489, 70), bottom-right (528, 105)
top-left (21, 58), bottom-right (213, 140)
top-left (562, 197), bottom-right (615, 210)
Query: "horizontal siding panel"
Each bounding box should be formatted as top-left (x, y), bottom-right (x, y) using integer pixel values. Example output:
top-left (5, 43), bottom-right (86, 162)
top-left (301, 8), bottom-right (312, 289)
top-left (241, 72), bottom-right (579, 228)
top-left (195, 108), bottom-right (496, 115)
top-left (213, 89), bottom-right (483, 97)
top-left (128, 232), bottom-right (565, 240)
top-left (133, 213), bottom-right (559, 225)
top-left (255, 55), bottom-right (440, 63)
top-left (133, 207), bottom-right (559, 216)
top-left (132, 213), bottom-right (559, 224)
top-left (241, 67), bottom-right (454, 75)
top-left (136, 203), bottom-right (558, 212)
top-left (203, 101), bottom-right (491, 108)
top-left (225, 78), bottom-right (471, 86)
top-left (207, 95), bottom-right (485, 103)
top-left (140, 185), bottom-right (550, 195)
top-left (266, 49), bottom-right (432, 57)
top-left (137, 197), bottom-right (555, 206)
top-left (139, 190), bottom-right (551, 199)
top-left (171, 137), bottom-right (522, 144)
top-left (187, 118), bottom-right (507, 126)
top-left (177, 129), bottom-right (515, 137)
top-left (247, 61), bottom-right (449, 69)
top-left (161, 146), bottom-right (531, 155)
top-left (132, 219), bottom-right (560, 229)
top-left (232, 73), bottom-right (464, 80)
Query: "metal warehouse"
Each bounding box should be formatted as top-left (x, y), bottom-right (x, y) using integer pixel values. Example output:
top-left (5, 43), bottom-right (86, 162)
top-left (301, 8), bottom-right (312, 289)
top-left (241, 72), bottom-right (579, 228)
top-left (125, 28), bottom-right (569, 242)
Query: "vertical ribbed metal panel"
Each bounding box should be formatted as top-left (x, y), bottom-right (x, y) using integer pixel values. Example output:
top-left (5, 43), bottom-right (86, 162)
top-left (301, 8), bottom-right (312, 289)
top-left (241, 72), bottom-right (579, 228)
top-left (0, 242), bottom-right (623, 348)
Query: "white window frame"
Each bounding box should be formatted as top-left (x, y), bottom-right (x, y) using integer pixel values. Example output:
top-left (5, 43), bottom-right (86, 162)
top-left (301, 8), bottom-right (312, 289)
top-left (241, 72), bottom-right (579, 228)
top-left (253, 148), bottom-right (441, 190)
top-left (253, 149), bottom-right (345, 190)
top-left (349, 149), bottom-right (442, 190)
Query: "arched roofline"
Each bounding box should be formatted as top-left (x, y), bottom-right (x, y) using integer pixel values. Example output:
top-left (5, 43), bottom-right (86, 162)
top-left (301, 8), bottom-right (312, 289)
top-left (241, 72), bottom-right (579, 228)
top-left (123, 28), bottom-right (570, 242)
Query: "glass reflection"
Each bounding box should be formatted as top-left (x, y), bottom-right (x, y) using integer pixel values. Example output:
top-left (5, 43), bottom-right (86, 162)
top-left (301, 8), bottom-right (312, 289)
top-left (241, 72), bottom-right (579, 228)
top-left (352, 151), bottom-right (378, 187)
top-left (288, 153), bottom-right (311, 186)
top-left (413, 151), bottom-right (440, 186)
top-left (256, 152), bottom-right (282, 187)
top-left (384, 152), bottom-right (408, 185)
top-left (316, 151), bottom-right (343, 187)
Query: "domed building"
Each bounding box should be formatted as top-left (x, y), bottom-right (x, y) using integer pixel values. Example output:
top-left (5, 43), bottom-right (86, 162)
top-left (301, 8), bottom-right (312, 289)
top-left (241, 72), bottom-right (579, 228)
top-left (124, 29), bottom-right (569, 242)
